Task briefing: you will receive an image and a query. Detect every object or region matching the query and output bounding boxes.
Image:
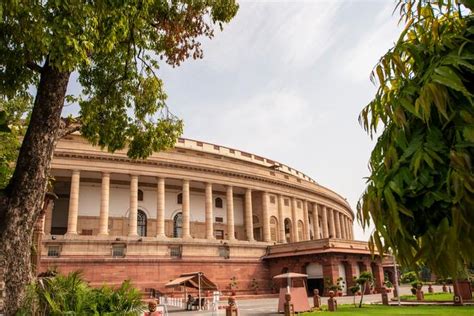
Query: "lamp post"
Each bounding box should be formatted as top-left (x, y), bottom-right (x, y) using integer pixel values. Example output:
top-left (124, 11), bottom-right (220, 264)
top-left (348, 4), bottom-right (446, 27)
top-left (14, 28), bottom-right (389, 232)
top-left (392, 250), bottom-right (401, 306)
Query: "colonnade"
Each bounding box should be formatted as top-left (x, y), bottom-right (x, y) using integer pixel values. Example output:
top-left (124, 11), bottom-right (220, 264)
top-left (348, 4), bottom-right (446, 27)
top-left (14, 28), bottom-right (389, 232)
top-left (61, 170), bottom-right (354, 242)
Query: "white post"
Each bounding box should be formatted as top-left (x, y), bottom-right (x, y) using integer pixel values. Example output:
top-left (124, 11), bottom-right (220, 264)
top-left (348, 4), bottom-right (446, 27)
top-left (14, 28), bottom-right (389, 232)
top-left (393, 251), bottom-right (401, 306)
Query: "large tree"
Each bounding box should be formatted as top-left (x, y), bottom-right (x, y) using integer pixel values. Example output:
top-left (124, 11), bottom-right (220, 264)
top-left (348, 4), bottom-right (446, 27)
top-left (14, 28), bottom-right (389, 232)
top-left (0, 1), bottom-right (238, 314)
top-left (359, 0), bottom-right (473, 279)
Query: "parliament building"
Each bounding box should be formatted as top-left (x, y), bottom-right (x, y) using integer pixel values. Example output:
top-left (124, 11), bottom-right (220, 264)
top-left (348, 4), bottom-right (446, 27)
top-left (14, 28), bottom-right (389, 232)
top-left (37, 134), bottom-right (385, 296)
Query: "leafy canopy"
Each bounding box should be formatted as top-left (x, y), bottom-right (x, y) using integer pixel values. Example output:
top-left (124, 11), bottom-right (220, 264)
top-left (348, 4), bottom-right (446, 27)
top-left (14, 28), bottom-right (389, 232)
top-left (1, 0), bottom-right (239, 158)
top-left (358, 0), bottom-right (474, 278)
top-left (0, 97), bottom-right (31, 189)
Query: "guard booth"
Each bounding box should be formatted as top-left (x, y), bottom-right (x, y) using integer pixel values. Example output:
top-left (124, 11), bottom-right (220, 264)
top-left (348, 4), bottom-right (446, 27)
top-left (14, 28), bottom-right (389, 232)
top-left (165, 272), bottom-right (218, 310)
top-left (273, 272), bottom-right (310, 313)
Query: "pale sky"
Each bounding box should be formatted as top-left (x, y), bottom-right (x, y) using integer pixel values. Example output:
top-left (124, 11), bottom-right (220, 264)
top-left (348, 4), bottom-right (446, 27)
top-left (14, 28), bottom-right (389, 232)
top-left (64, 0), bottom-right (402, 241)
top-left (154, 0), bottom-right (402, 241)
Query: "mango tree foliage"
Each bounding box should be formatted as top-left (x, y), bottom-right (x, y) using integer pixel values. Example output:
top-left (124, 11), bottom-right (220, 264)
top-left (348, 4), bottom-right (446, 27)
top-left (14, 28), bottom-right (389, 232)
top-left (358, 0), bottom-right (474, 278)
top-left (0, 1), bottom-right (238, 314)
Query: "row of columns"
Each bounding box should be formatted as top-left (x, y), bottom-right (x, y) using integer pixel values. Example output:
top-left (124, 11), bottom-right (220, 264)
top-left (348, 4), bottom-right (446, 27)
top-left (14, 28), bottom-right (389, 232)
top-left (63, 170), bottom-right (354, 242)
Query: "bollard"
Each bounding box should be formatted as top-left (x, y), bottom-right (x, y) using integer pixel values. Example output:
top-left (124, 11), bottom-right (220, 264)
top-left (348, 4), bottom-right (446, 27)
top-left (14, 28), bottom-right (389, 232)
top-left (284, 293), bottom-right (295, 316)
top-left (380, 287), bottom-right (389, 305)
top-left (225, 294), bottom-right (239, 316)
top-left (327, 290), bottom-right (337, 312)
top-left (313, 289), bottom-right (321, 308)
top-left (416, 285), bottom-right (424, 301)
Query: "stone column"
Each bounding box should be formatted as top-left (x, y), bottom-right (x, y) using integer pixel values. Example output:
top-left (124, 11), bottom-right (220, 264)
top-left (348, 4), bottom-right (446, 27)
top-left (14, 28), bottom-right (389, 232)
top-left (98, 172), bottom-right (110, 236)
top-left (341, 216), bottom-right (347, 240)
top-left (312, 203), bottom-right (320, 240)
top-left (156, 177), bottom-right (166, 238)
top-left (44, 200), bottom-right (53, 235)
top-left (262, 191), bottom-right (271, 242)
top-left (335, 211), bottom-right (341, 238)
top-left (345, 261), bottom-right (359, 295)
top-left (321, 205), bottom-right (329, 238)
top-left (182, 179), bottom-right (191, 238)
top-left (303, 200), bottom-right (310, 241)
top-left (291, 198), bottom-right (298, 242)
top-left (128, 175), bottom-right (138, 236)
top-left (245, 188), bottom-right (254, 241)
top-left (66, 170), bottom-right (80, 235)
top-left (344, 217), bottom-right (350, 240)
top-left (226, 185), bottom-right (235, 240)
top-left (205, 182), bottom-right (214, 239)
top-left (350, 220), bottom-right (354, 239)
top-left (278, 195), bottom-right (286, 243)
top-left (328, 207), bottom-right (336, 238)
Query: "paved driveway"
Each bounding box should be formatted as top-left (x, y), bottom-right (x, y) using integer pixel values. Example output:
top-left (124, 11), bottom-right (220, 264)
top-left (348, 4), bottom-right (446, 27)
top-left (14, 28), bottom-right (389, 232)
top-left (164, 285), bottom-right (446, 315)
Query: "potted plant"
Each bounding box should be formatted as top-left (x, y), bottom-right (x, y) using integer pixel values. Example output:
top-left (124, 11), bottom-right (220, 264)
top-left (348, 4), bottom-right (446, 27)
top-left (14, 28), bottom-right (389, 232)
top-left (324, 278), bottom-right (338, 295)
top-left (229, 276), bottom-right (238, 296)
top-left (336, 277), bottom-right (345, 296)
top-left (250, 278), bottom-right (259, 295)
top-left (410, 280), bottom-right (423, 295)
top-left (384, 280), bottom-right (393, 293)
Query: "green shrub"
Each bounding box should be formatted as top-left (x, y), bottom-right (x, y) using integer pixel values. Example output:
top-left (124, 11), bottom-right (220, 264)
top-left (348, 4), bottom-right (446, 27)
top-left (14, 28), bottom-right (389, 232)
top-left (18, 271), bottom-right (145, 315)
top-left (400, 271), bottom-right (417, 284)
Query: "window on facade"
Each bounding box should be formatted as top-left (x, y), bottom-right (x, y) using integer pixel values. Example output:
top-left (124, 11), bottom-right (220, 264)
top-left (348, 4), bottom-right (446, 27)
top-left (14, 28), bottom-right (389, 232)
top-left (215, 230), bottom-right (224, 240)
top-left (47, 246), bottom-right (60, 257)
top-left (173, 212), bottom-right (183, 238)
top-left (138, 189), bottom-right (144, 201)
top-left (215, 197), bottom-right (223, 208)
top-left (284, 199), bottom-right (289, 207)
top-left (298, 220), bottom-right (304, 241)
top-left (269, 196), bottom-right (276, 204)
top-left (169, 245), bottom-right (182, 258)
top-left (253, 227), bottom-right (262, 241)
top-left (137, 210), bottom-right (147, 237)
top-left (270, 217), bottom-right (278, 242)
top-left (81, 229), bottom-right (93, 236)
top-left (112, 244), bottom-right (126, 257)
top-left (297, 201), bottom-right (302, 208)
top-left (177, 193), bottom-right (182, 205)
top-left (215, 217), bottom-right (224, 223)
top-left (284, 218), bottom-right (292, 243)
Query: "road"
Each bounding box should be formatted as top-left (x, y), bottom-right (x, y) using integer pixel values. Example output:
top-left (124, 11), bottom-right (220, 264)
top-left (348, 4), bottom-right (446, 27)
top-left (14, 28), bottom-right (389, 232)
top-left (164, 285), bottom-right (442, 315)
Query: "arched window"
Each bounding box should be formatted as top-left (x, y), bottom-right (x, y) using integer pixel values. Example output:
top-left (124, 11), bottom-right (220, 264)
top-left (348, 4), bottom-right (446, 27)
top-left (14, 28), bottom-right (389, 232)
top-left (137, 210), bottom-right (147, 237)
top-left (284, 218), bottom-right (292, 243)
top-left (298, 220), bottom-right (304, 241)
top-left (173, 212), bottom-right (183, 238)
top-left (215, 197), bottom-right (223, 208)
top-left (177, 193), bottom-right (182, 205)
top-left (270, 216), bottom-right (278, 242)
top-left (138, 189), bottom-right (144, 201)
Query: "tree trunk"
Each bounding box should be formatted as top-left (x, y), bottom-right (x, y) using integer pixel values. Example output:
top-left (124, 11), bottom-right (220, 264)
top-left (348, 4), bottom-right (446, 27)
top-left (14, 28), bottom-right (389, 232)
top-left (359, 283), bottom-right (366, 308)
top-left (0, 61), bottom-right (70, 315)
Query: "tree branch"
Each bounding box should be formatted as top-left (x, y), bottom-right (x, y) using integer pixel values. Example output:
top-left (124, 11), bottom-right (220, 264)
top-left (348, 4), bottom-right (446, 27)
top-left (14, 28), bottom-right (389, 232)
top-left (58, 116), bottom-right (82, 139)
top-left (25, 61), bottom-right (43, 74)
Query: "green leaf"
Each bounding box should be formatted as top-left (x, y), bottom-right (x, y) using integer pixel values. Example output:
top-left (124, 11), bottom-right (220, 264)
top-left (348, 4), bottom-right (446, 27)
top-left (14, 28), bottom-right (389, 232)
top-left (432, 66), bottom-right (471, 97)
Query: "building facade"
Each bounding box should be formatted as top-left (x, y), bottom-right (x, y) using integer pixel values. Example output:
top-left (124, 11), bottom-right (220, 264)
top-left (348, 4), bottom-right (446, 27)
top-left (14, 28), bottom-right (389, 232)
top-left (38, 135), bottom-right (384, 295)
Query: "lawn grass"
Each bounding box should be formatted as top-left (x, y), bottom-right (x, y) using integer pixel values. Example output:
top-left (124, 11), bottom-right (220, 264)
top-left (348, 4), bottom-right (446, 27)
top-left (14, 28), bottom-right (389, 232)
top-left (399, 292), bottom-right (454, 301)
top-left (301, 304), bottom-right (474, 315)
